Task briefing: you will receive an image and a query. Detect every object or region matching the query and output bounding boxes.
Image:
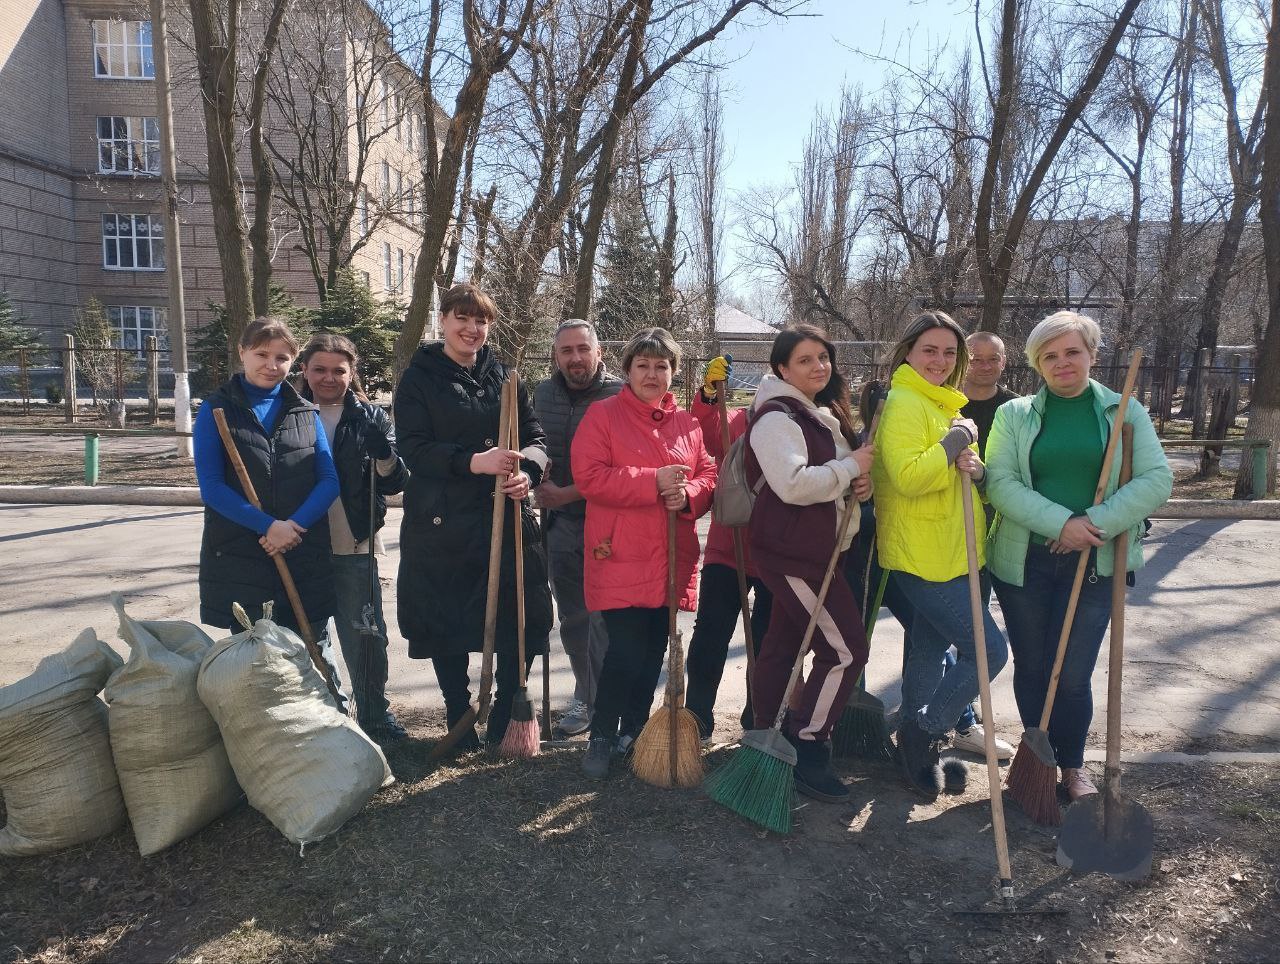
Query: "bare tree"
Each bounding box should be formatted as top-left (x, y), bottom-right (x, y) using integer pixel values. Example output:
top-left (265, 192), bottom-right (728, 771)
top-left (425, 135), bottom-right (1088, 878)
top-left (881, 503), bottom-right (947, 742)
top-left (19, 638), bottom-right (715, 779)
top-left (185, 0), bottom-right (291, 344)
top-left (691, 73), bottom-right (726, 345)
top-left (1236, 0), bottom-right (1279, 497)
top-left (973, 0), bottom-right (1142, 334)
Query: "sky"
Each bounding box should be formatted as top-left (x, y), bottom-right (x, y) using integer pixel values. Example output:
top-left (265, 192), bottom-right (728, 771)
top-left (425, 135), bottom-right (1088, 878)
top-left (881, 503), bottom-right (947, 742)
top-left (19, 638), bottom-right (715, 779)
top-left (710, 0), bottom-right (975, 294)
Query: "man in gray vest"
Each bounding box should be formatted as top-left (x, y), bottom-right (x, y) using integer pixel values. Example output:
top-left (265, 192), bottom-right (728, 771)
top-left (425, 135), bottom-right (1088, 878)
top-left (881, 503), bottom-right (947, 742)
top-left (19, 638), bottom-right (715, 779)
top-left (534, 320), bottom-right (623, 735)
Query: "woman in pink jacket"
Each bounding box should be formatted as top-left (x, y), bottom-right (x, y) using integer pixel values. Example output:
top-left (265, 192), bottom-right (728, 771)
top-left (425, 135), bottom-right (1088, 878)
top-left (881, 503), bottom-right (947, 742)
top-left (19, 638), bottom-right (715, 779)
top-left (572, 327), bottom-right (717, 779)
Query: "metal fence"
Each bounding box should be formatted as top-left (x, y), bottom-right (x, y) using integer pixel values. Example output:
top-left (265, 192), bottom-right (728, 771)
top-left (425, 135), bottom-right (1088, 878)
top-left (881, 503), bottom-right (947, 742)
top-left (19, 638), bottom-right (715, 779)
top-left (0, 337), bottom-right (174, 422)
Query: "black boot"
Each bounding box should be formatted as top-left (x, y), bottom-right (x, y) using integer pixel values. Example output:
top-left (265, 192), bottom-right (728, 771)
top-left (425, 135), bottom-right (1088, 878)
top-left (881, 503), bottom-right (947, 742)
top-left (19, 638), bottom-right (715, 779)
top-left (791, 736), bottom-right (849, 803)
top-left (896, 714), bottom-right (942, 801)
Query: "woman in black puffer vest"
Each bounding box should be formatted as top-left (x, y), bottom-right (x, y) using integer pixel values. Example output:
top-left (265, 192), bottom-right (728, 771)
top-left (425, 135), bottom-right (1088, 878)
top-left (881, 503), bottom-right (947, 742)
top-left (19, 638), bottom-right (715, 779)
top-left (194, 317), bottom-right (339, 634)
top-left (394, 283), bottom-right (552, 751)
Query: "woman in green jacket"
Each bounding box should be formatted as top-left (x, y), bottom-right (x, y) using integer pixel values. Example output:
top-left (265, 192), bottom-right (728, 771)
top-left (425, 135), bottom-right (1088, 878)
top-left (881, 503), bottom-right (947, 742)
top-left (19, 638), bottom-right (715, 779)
top-left (872, 311), bottom-right (1009, 800)
top-left (985, 311), bottom-right (1172, 801)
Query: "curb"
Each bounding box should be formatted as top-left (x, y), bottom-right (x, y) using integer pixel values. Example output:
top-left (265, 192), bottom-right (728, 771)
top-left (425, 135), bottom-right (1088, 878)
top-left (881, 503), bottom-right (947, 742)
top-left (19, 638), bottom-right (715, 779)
top-left (0, 484), bottom-right (409, 508)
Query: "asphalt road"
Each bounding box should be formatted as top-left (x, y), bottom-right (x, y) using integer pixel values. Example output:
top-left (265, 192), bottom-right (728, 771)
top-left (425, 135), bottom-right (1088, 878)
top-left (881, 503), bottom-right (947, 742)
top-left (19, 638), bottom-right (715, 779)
top-left (3, 504), bottom-right (1277, 753)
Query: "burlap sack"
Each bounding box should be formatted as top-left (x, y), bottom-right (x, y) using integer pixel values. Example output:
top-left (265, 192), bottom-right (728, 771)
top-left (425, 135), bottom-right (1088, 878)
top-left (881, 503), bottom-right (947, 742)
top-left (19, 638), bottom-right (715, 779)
top-left (105, 595), bottom-right (242, 856)
top-left (0, 629), bottom-right (126, 856)
top-left (196, 604), bottom-right (392, 849)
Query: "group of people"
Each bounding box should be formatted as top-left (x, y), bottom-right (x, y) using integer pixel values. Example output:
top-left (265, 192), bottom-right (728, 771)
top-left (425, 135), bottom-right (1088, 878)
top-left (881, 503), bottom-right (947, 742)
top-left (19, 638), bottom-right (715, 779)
top-left (193, 280), bottom-right (1172, 806)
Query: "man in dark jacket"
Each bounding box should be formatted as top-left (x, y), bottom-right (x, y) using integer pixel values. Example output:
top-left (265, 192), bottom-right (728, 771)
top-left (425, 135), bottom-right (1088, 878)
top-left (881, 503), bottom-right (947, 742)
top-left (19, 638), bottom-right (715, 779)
top-left (300, 334), bottom-right (409, 741)
top-left (533, 320), bottom-right (622, 736)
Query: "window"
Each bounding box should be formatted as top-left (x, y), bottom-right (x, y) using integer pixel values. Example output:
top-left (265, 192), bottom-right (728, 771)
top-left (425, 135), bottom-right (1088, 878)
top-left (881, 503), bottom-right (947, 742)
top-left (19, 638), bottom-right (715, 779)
top-left (383, 242), bottom-right (392, 291)
top-left (93, 20), bottom-right (154, 79)
top-left (397, 247), bottom-right (405, 292)
top-left (357, 189), bottom-right (369, 236)
top-left (394, 93), bottom-right (402, 140)
top-left (381, 160), bottom-right (391, 202)
top-left (380, 77), bottom-right (389, 127)
top-left (108, 306), bottom-right (168, 356)
top-left (361, 271), bottom-right (371, 289)
top-left (406, 185), bottom-right (415, 218)
top-left (97, 116), bottom-right (159, 174)
top-left (406, 113), bottom-right (414, 153)
top-left (408, 253), bottom-right (415, 284)
top-left (394, 170), bottom-right (403, 209)
top-left (102, 213), bottom-right (164, 270)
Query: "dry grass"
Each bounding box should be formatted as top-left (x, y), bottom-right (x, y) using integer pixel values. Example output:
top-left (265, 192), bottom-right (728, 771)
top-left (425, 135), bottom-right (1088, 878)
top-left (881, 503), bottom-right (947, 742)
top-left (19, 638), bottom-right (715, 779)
top-left (3, 705), bottom-right (1279, 963)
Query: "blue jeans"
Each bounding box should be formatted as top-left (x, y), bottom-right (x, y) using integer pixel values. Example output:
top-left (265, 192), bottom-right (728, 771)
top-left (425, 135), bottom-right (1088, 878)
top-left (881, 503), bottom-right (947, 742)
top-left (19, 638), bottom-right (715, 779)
top-left (991, 545), bottom-right (1111, 769)
top-left (327, 552), bottom-right (392, 728)
top-left (894, 570), bottom-right (1008, 737)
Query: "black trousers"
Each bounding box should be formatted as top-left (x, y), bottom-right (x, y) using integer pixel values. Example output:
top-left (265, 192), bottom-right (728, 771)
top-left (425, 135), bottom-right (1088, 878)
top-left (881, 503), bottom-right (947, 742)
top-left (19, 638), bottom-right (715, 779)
top-left (431, 649), bottom-right (536, 745)
top-left (590, 607), bottom-right (669, 742)
top-left (685, 562), bottom-right (772, 736)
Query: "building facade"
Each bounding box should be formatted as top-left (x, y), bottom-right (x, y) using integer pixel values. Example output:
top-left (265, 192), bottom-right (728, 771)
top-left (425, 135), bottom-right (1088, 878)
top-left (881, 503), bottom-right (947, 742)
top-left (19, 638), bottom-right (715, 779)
top-left (0, 0), bottom-right (438, 355)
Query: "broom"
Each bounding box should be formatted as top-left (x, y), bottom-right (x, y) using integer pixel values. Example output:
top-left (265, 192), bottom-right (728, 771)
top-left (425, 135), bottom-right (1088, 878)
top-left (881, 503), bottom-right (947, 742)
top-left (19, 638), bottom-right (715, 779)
top-left (1006, 350), bottom-right (1142, 825)
top-left (499, 371), bottom-right (540, 758)
top-left (831, 567), bottom-right (894, 761)
top-left (704, 485), bottom-right (858, 833)
top-left (632, 511), bottom-right (704, 787)
top-left (428, 376), bottom-right (514, 760)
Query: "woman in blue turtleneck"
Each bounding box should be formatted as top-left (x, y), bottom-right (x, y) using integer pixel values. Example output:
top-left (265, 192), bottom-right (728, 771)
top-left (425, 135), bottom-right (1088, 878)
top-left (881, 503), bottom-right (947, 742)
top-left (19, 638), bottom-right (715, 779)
top-left (194, 317), bottom-right (339, 634)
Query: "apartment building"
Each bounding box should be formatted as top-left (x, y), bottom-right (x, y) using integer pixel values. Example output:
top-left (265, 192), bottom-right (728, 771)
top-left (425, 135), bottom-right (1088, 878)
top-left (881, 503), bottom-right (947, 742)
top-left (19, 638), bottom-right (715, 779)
top-left (0, 0), bottom-right (438, 354)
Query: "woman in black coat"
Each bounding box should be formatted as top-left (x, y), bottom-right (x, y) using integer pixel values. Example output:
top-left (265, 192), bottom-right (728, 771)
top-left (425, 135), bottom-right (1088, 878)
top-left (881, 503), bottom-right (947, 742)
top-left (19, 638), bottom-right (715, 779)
top-left (394, 282), bottom-right (553, 750)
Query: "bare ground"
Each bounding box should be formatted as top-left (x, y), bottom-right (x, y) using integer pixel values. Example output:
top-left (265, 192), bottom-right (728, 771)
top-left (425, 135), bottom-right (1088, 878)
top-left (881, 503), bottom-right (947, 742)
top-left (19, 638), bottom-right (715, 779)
top-left (2, 705), bottom-right (1278, 964)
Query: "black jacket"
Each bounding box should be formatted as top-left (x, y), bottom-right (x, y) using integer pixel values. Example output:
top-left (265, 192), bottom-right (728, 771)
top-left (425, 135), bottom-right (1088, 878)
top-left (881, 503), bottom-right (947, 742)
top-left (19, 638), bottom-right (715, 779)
top-left (304, 387), bottom-right (408, 543)
top-left (393, 343), bottom-right (552, 658)
top-left (532, 364), bottom-right (622, 522)
top-left (198, 376), bottom-right (333, 632)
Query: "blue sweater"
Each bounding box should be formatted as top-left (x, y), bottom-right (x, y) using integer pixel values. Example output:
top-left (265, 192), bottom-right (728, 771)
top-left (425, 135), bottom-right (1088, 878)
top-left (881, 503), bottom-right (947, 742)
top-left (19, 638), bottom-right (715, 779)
top-left (194, 377), bottom-right (339, 534)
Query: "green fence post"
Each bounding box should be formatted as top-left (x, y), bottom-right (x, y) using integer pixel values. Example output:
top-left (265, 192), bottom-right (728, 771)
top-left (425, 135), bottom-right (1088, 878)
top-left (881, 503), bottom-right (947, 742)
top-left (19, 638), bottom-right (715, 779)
top-left (1252, 443), bottom-right (1269, 500)
top-left (84, 433), bottom-right (100, 486)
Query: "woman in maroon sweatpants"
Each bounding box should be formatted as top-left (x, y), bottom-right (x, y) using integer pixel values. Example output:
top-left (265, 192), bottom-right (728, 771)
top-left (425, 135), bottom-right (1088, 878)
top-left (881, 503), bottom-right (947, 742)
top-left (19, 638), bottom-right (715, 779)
top-left (745, 325), bottom-right (875, 802)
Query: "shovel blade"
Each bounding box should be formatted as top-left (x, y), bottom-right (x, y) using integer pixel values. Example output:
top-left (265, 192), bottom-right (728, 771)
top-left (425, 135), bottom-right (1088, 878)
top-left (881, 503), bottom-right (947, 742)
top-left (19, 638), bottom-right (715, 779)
top-left (1056, 793), bottom-right (1154, 881)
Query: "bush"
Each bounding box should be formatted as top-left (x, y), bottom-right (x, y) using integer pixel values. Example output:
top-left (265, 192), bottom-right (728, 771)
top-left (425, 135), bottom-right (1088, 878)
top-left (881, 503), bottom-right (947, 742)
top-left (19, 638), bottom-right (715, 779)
top-left (44, 382), bottom-right (63, 405)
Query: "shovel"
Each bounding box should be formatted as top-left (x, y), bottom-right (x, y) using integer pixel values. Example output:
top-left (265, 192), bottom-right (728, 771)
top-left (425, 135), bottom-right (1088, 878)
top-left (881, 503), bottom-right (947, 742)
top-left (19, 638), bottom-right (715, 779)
top-left (1057, 424), bottom-right (1154, 881)
top-left (354, 456), bottom-right (388, 732)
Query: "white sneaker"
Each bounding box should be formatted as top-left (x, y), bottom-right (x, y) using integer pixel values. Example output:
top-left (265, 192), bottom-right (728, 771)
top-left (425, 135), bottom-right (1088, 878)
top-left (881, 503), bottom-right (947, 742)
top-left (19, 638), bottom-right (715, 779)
top-left (952, 724), bottom-right (1014, 761)
top-left (556, 699), bottom-right (591, 736)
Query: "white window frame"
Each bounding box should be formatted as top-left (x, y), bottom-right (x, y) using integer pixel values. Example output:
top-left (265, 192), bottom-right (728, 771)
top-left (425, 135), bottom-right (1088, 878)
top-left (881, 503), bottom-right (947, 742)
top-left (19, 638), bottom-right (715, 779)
top-left (381, 160), bottom-right (391, 203)
top-left (357, 188), bottom-right (369, 237)
top-left (406, 185), bottom-right (415, 218)
top-left (361, 270), bottom-right (372, 289)
top-left (96, 116), bottom-right (160, 175)
top-left (101, 213), bottom-right (165, 271)
top-left (380, 76), bottom-right (390, 127)
top-left (397, 247), bottom-right (405, 292)
top-left (394, 170), bottom-right (403, 209)
top-left (107, 306), bottom-right (168, 357)
top-left (408, 253), bottom-right (416, 285)
top-left (93, 20), bottom-right (154, 79)
top-left (383, 242), bottom-right (392, 291)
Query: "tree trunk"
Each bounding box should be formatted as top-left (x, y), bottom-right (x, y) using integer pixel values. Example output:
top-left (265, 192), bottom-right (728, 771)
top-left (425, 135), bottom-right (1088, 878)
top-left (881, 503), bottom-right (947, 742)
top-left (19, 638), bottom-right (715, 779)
top-left (657, 169), bottom-right (677, 328)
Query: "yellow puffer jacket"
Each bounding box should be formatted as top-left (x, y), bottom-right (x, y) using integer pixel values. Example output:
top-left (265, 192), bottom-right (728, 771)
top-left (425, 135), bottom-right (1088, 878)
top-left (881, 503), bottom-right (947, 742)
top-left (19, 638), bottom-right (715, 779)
top-left (871, 364), bottom-right (982, 582)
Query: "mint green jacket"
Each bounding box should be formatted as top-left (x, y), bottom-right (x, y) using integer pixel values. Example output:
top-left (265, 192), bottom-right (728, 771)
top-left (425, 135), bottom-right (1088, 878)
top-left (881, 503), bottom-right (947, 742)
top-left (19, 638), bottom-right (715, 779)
top-left (984, 379), bottom-right (1173, 587)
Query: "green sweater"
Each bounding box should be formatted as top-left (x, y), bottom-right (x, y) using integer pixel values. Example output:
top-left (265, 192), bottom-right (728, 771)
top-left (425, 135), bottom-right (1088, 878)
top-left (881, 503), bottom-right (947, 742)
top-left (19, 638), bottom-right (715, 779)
top-left (1028, 389), bottom-right (1104, 543)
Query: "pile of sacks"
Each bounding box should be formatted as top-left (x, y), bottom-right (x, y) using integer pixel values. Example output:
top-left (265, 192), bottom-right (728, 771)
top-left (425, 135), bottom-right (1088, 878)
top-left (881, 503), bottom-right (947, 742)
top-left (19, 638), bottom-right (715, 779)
top-left (0, 595), bottom-right (392, 858)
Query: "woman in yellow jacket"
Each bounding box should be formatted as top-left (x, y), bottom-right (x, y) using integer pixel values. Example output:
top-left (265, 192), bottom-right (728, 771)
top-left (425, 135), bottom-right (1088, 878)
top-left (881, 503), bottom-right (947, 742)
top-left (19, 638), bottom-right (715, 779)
top-left (872, 311), bottom-right (1009, 800)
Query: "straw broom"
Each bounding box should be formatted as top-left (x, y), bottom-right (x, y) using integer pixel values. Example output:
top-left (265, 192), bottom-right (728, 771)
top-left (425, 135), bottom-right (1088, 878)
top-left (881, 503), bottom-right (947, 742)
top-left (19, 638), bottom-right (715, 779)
top-left (632, 511), bottom-right (703, 787)
top-left (499, 371), bottom-right (541, 758)
top-left (704, 486), bottom-right (857, 833)
top-left (1006, 350), bottom-right (1142, 825)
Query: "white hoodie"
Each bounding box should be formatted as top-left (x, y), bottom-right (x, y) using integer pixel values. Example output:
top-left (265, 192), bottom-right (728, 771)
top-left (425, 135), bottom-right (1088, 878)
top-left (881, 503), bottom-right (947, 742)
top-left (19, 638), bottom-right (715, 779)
top-left (748, 374), bottom-right (861, 548)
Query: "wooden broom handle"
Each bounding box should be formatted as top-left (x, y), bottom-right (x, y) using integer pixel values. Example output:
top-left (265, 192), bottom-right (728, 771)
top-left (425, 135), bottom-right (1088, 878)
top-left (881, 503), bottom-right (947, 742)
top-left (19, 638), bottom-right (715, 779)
top-left (714, 380), bottom-right (755, 679)
top-left (477, 377), bottom-right (513, 725)
top-left (1105, 424), bottom-right (1134, 788)
top-left (961, 473), bottom-right (1013, 888)
top-left (510, 375), bottom-right (527, 689)
top-left (773, 484), bottom-right (858, 730)
top-left (211, 407), bottom-right (342, 705)
top-left (1036, 349), bottom-right (1143, 729)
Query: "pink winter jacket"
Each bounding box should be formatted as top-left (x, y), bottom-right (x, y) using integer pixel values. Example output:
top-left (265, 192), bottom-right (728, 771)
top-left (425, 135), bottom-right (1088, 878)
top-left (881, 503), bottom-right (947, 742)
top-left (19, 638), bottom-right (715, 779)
top-left (690, 390), bottom-right (757, 577)
top-left (572, 386), bottom-right (718, 613)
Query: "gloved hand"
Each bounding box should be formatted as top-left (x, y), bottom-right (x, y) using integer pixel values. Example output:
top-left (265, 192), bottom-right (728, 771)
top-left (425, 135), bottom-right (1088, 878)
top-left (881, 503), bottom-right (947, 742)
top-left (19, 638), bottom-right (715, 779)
top-left (701, 355), bottom-right (733, 398)
top-left (362, 411), bottom-right (394, 460)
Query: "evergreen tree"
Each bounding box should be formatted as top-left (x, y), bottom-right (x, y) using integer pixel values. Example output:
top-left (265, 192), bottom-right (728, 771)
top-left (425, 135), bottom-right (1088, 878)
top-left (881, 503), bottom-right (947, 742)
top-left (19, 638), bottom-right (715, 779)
top-left (193, 284), bottom-right (311, 393)
top-left (593, 189), bottom-right (662, 343)
top-left (310, 270), bottom-right (402, 395)
top-left (0, 291), bottom-right (39, 357)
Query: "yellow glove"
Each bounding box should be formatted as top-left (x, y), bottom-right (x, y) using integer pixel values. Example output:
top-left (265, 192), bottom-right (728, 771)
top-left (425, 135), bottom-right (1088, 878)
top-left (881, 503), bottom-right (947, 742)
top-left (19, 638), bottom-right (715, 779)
top-left (701, 355), bottom-right (732, 398)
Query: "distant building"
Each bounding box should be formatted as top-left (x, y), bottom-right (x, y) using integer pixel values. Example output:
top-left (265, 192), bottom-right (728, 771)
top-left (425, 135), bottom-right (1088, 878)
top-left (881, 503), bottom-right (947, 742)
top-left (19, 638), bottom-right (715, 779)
top-left (0, 0), bottom-right (441, 355)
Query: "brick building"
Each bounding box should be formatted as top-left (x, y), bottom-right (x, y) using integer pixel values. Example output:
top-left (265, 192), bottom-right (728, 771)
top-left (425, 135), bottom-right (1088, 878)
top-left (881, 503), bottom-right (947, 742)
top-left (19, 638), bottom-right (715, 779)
top-left (0, 0), bottom-right (440, 355)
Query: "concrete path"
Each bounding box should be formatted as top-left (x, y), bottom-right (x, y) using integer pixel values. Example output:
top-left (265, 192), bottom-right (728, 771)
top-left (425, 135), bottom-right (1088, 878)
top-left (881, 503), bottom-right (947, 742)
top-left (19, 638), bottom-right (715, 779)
top-left (2, 504), bottom-right (1277, 754)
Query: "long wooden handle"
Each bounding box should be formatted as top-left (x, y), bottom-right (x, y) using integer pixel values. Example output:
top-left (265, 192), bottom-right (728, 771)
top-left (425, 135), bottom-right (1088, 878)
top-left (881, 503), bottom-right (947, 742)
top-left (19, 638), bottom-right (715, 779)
top-left (961, 473), bottom-right (1013, 890)
top-left (510, 375), bottom-right (527, 689)
top-left (211, 407), bottom-right (341, 704)
top-left (1105, 424), bottom-right (1135, 786)
top-left (666, 510), bottom-right (681, 784)
top-left (477, 377), bottom-right (514, 725)
top-left (774, 485), bottom-right (858, 730)
top-left (1037, 349), bottom-right (1143, 729)
top-left (715, 380), bottom-right (756, 680)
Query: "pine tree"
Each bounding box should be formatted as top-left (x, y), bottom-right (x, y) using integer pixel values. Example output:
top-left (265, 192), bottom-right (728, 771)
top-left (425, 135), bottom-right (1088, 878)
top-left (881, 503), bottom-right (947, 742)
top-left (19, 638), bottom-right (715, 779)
top-left (0, 291), bottom-right (39, 356)
top-left (310, 270), bottom-right (402, 394)
top-left (594, 189), bottom-right (662, 343)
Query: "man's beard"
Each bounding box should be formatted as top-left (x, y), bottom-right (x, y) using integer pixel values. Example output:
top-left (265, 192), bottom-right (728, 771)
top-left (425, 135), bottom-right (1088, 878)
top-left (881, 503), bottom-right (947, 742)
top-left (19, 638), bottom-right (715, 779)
top-left (562, 364), bottom-right (596, 390)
